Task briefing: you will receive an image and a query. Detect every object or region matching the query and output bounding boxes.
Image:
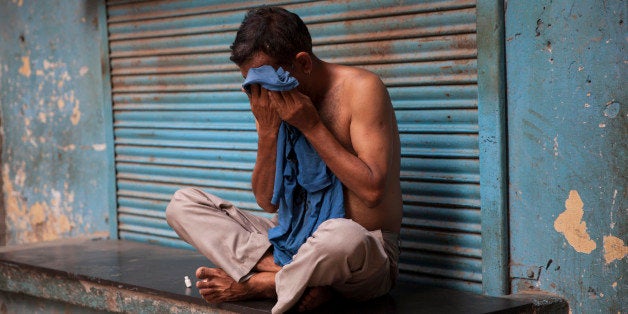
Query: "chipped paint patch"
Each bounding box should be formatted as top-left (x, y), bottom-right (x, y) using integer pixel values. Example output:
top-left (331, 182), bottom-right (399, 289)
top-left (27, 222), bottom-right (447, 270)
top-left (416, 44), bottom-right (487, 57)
top-left (21, 116), bottom-right (37, 146)
top-left (603, 236), bottom-right (627, 264)
top-left (2, 164), bottom-right (78, 244)
top-left (14, 162), bottom-right (26, 187)
top-left (29, 202), bottom-right (47, 225)
top-left (56, 215), bottom-right (72, 235)
top-left (79, 66), bottom-right (89, 76)
top-left (554, 190), bottom-right (597, 253)
top-left (3, 164), bottom-right (29, 242)
top-left (3, 164), bottom-right (25, 224)
top-left (18, 56), bottom-right (31, 77)
top-left (71, 102), bottom-right (81, 125)
top-left (603, 101), bottom-right (620, 118)
top-left (610, 189), bottom-right (618, 229)
top-left (57, 144), bottom-right (76, 151)
top-left (43, 59), bottom-right (62, 70)
top-left (92, 144), bottom-right (107, 151)
top-left (38, 112), bottom-right (47, 123)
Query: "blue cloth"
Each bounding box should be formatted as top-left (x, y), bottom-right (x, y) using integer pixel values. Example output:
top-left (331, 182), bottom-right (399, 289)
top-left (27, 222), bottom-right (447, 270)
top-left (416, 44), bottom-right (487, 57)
top-left (242, 65), bottom-right (344, 266)
top-left (268, 122), bottom-right (345, 266)
top-left (242, 65), bottom-right (299, 93)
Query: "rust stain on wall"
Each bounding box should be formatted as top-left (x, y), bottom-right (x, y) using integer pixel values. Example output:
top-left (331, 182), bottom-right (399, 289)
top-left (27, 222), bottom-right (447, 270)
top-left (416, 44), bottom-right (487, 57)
top-left (554, 190), bottom-right (597, 253)
top-left (603, 236), bottom-right (627, 264)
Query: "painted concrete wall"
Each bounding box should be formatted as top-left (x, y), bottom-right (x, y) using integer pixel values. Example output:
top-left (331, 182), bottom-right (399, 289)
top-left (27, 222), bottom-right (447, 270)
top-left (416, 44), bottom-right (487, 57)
top-left (506, 0), bottom-right (626, 313)
top-left (0, 0), bottom-right (112, 245)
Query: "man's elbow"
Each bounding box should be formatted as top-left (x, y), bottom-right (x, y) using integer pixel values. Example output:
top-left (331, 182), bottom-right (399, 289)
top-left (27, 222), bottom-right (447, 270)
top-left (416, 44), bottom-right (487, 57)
top-left (256, 198), bottom-right (278, 213)
top-left (362, 185), bottom-right (386, 208)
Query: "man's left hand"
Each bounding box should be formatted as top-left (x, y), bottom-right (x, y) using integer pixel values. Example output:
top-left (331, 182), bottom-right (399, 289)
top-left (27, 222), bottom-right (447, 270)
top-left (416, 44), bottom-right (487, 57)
top-left (268, 90), bottom-right (321, 133)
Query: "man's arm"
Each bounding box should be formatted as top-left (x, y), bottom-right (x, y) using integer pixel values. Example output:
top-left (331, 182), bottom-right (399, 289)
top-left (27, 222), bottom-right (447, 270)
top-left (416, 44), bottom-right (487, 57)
top-left (269, 73), bottom-right (394, 208)
top-left (248, 84), bottom-right (280, 213)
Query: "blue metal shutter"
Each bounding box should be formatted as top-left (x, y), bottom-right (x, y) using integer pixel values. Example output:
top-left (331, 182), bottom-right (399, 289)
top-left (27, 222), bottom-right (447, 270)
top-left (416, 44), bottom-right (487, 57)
top-left (106, 0), bottom-right (480, 293)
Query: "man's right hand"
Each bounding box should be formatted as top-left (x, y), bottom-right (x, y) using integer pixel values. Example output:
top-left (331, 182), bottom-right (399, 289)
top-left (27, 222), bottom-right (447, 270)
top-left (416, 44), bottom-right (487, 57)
top-left (247, 84), bottom-right (281, 133)
top-left (247, 84), bottom-right (280, 213)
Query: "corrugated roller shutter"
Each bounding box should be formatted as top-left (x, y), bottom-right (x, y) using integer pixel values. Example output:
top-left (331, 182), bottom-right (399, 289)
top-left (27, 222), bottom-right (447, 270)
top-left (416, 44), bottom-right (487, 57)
top-left (106, 0), bottom-right (480, 293)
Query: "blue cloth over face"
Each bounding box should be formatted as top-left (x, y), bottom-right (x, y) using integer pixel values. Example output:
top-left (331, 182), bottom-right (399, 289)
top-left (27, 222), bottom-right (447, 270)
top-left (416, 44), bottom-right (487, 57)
top-left (242, 65), bottom-right (299, 93)
top-left (241, 65), bottom-right (345, 266)
top-left (269, 122), bottom-right (345, 266)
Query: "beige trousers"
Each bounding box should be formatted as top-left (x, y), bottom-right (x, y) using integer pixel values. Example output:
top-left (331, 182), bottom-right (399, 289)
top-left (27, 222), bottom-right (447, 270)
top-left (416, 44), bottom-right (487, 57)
top-left (166, 187), bottom-right (399, 314)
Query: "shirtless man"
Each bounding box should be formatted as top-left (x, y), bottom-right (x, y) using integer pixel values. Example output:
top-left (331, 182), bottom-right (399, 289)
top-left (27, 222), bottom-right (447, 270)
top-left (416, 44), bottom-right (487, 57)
top-left (166, 6), bottom-right (403, 313)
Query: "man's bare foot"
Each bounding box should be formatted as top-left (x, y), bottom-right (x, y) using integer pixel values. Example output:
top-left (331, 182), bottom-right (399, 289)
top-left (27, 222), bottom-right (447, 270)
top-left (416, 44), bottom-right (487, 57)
top-left (195, 267), bottom-right (276, 303)
top-left (254, 249), bottom-right (282, 273)
top-left (297, 286), bottom-right (334, 312)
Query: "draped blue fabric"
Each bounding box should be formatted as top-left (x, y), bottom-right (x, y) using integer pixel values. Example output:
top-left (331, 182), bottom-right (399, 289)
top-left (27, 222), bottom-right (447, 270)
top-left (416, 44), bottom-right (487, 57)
top-left (269, 122), bottom-right (345, 265)
top-left (242, 65), bottom-right (345, 266)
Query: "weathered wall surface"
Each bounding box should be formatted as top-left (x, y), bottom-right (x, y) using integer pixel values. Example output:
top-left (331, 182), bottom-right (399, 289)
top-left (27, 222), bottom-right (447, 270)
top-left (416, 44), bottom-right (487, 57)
top-left (506, 0), bottom-right (626, 313)
top-left (0, 0), bottom-right (112, 245)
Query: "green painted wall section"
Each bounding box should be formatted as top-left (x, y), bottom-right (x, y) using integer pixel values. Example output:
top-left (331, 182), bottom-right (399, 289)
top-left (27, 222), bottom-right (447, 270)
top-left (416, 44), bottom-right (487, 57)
top-left (0, 0), bottom-right (113, 245)
top-left (506, 0), bottom-right (626, 313)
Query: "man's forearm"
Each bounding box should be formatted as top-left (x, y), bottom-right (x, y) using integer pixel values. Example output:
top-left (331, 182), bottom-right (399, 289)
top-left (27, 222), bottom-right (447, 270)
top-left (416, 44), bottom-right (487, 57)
top-left (252, 129), bottom-right (279, 213)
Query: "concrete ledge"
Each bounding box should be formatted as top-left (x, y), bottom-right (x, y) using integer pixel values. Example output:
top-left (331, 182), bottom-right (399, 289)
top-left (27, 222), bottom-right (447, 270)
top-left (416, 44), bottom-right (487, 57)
top-left (0, 239), bottom-right (567, 313)
top-left (0, 263), bottom-right (231, 313)
top-left (0, 290), bottom-right (109, 314)
top-left (0, 238), bottom-right (270, 313)
top-left (502, 291), bottom-right (570, 313)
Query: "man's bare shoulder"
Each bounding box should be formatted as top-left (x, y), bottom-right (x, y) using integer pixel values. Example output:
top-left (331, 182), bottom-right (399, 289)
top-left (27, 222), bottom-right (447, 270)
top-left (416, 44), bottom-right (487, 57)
top-left (334, 65), bottom-right (390, 106)
top-left (337, 65), bottom-right (385, 89)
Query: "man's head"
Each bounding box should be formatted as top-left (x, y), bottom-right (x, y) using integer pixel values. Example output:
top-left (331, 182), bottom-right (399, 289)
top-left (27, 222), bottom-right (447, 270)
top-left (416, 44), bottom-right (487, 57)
top-left (230, 6), bottom-right (312, 68)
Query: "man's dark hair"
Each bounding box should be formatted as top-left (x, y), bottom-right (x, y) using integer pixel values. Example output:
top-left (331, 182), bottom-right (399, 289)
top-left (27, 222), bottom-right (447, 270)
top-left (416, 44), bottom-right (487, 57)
top-left (230, 6), bottom-right (312, 66)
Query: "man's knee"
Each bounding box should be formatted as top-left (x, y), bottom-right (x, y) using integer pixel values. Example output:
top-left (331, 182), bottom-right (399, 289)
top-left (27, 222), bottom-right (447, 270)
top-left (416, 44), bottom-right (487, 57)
top-left (165, 187), bottom-right (198, 226)
top-left (310, 219), bottom-right (370, 262)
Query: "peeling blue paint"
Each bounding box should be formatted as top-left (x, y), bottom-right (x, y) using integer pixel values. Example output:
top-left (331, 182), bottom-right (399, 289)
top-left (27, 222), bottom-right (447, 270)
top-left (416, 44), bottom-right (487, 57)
top-left (506, 0), bottom-right (626, 313)
top-left (0, 0), bottom-right (112, 244)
